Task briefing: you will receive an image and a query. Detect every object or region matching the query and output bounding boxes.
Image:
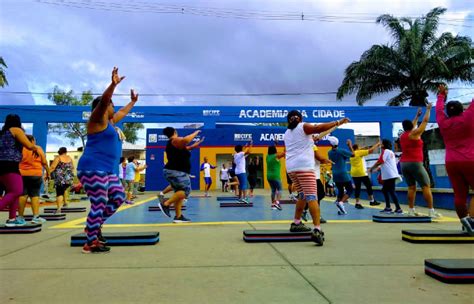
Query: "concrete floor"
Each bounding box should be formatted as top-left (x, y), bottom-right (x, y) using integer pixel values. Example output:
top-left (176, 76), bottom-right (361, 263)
top-left (0, 190), bottom-right (473, 304)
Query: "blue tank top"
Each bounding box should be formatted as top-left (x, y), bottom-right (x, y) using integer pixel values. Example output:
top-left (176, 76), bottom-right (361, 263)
top-left (78, 124), bottom-right (121, 174)
top-left (0, 129), bottom-right (22, 162)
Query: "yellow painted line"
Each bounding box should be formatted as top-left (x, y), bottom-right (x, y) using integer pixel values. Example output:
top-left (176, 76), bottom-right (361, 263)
top-left (53, 219), bottom-right (375, 229)
top-left (49, 196), bottom-right (156, 229)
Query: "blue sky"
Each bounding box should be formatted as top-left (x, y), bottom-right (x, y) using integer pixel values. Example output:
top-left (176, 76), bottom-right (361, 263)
top-left (0, 0), bottom-right (472, 150)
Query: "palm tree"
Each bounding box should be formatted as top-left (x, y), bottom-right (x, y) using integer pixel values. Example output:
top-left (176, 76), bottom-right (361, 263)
top-left (0, 56), bottom-right (8, 87)
top-left (337, 7), bottom-right (473, 106)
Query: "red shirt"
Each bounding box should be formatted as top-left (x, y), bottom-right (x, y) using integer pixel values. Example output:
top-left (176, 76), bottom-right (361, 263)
top-left (400, 132), bottom-right (423, 163)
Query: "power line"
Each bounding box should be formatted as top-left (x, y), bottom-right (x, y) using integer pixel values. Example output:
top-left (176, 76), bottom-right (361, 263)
top-left (36, 0), bottom-right (473, 27)
top-left (0, 87), bottom-right (472, 97)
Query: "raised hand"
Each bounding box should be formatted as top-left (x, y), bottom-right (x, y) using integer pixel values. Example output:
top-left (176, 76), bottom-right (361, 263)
top-left (346, 139), bottom-right (352, 146)
top-left (438, 84), bottom-right (448, 95)
top-left (426, 103), bottom-right (433, 110)
top-left (416, 108), bottom-right (422, 116)
top-left (339, 118), bottom-right (350, 125)
top-left (130, 89), bottom-right (139, 103)
top-left (111, 67), bottom-right (125, 85)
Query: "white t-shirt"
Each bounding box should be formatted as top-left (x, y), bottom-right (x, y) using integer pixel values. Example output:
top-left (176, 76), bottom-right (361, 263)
top-left (379, 149), bottom-right (400, 180)
top-left (201, 163), bottom-right (212, 177)
top-left (313, 145), bottom-right (320, 179)
top-left (234, 152), bottom-right (246, 174)
top-left (284, 123), bottom-right (315, 172)
top-left (220, 168), bottom-right (229, 180)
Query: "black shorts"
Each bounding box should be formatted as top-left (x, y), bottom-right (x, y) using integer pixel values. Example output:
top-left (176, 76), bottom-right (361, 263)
top-left (56, 184), bottom-right (70, 196)
top-left (22, 176), bottom-right (43, 197)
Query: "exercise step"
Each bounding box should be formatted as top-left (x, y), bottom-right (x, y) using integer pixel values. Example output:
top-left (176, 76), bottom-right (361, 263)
top-left (402, 230), bottom-right (474, 243)
top-left (70, 232), bottom-right (160, 246)
top-left (425, 259), bottom-right (474, 284)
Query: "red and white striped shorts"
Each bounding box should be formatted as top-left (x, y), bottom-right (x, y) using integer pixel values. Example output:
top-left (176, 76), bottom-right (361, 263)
top-left (287, 170), bottom-right (318, 201)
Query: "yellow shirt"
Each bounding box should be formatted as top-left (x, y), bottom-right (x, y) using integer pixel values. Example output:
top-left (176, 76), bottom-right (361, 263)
top-left (350, 149), bottom-right (369, 177)
top-left (134, 171), bottom-right (141, 183)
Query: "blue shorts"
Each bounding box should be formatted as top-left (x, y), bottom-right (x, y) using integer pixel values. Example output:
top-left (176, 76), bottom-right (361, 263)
top-left (236, 173), bottom-right (247, 190)
top-left (163, 169), bottom-right (191, 198)
top-left (267, 179), bottom-right (282, 195)
top-left (204, 177), bottom-right (212, 185)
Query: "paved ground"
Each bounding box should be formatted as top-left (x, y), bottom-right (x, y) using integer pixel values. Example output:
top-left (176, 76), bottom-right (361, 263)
top-left (0, 190), bottom-right (472, 304)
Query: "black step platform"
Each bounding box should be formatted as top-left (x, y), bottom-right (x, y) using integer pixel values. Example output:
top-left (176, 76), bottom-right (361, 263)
top-left (216, 196), bottom-right (240, 201)
top-left (0, 223), bottom-right (42, 234)
top-left (23, 213), bottom-right (66, 221)
top-left (148, 206), bottom-right (186, 211)
top-left (220, 202), bottom-right (253, 207)
top-left (278, 200), bottom-right (296, 204)
top-left (243, 230), bottom-right (312, 242)
top-left (425, 259), bottom-right (474, 284)
top-left (70, 232), bottom-right (160, 246)
top-left (373, 214), bottom-right (431, 223)
top-left (402, 230), bottom-right (474, 243)
top-left (44, 207), bottom-right (87, 213)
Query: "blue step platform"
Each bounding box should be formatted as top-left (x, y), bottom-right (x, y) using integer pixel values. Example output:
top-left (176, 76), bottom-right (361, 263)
top-left (149, 206), bottom-right (186, 211)
top-left (373, 214), bottom-right (431, 223)
top-left (243, 230), bottom-right (312, 242)
top-left (70, 232), bottom-right (160, 246)
top-left (220, 202), bottom-right (253, 207)
top-left (425, 259), bottom-right (474, 284)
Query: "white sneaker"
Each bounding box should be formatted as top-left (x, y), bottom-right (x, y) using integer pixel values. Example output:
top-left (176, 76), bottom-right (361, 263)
top-left (31, 216), bottom-right (47, 224)
top-left (429, 210), bottom-right (442, 218)
top-left (407, 210), bottom-right (421, 216)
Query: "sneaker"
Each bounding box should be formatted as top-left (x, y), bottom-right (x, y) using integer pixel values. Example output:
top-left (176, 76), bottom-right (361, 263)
top-left (301, 210), bottom-right (308, 222)
top-left (97, 231), bottom-right (107, 245)
top-left (289, 193), bottom-right (297, 201)
top-left (274, 202), bottom-right (282, 211)
top-left (369, 200), bottom-right (381, 206)
top-left (320, 217), bottom-right (327, 224)
top-left (5, 218), bottom-right (27, 227)
top-left (157, 193), bottom-right (165, 204)
top-left (82, 240), bottom-right (111, 254)
top-left (183, 198), bottom-right (188, 205)
top-left (311, 228), bottom-right (325, 246)
top-left (394, 209), bottom-right (403, 214)
top-left (124, 200), bottom-right (134, 205)
top-left (157, 202), bottom-right (171, 218)
top-left (289, 222), bottom-right (311, 232)
top-left (460, 217), bottom-right (474, 235)
top-left (335, 202), bottom-right (347, 214)
top-left (31, 216), bottom-right (47, 224)
top-left (240, 198), bottom-right (250, 204)
top-left (355, 204), bottom-right (364, 209)
top-left (380, 208), bottom-right (393, 213)
top-left (429, 210), bottom-right (442, 218)
top-left (271, 204), bottom-right (278, 210)
top-left (173, 215), bottom-right (191, 223)
top-left (407, 209), bottom-right (421, 216)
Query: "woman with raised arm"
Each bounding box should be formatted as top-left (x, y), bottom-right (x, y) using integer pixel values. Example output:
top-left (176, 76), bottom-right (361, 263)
top-left (77, 67), bottom-right (139, 254)
top-left (436, 85), bottom-right (474, 234)
top-left (0, 114), bottom-right (38, 226)
top-left (284, 109), bottom-right (350, 246)
top-left (399, 104), bottom-right (441, 218)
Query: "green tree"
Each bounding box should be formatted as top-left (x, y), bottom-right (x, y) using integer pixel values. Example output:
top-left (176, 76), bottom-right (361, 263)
top-left (0, 56), bottom-right (8, 87)
top-left (122, 122), bottom-right (145, 144)
top-left (48, 86), bottom-right (144, 147)
top-left (48, 86), bottom-right (93, 148)
top-left (337, 7), bottom-right (473, 106)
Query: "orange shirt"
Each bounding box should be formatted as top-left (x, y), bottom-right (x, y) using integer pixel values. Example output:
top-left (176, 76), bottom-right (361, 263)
top-left (19, 147), bottom-right (44, 176)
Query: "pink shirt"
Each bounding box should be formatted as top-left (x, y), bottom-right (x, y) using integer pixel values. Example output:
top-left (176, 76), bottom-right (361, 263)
top-left (436, 94), bottom-right (474, 162)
